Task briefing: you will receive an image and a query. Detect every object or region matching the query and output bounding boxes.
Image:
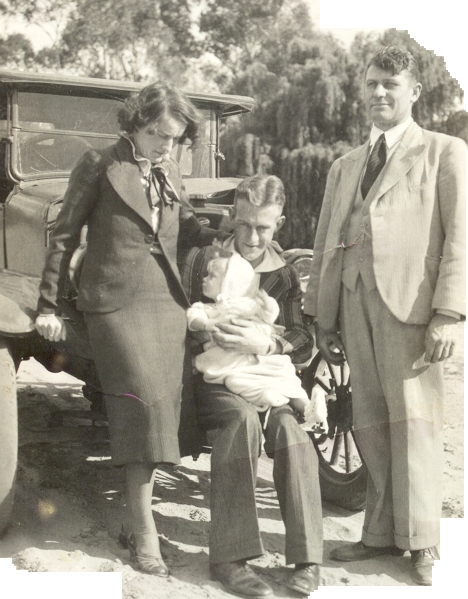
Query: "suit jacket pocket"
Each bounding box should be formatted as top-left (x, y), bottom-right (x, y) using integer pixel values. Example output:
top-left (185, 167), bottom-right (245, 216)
top-left (92, 266), bottom-right (124, 285)
top-left (80, 256), bottom-right (124, 286)
top-left (77, 268), bottom-right (128, 313)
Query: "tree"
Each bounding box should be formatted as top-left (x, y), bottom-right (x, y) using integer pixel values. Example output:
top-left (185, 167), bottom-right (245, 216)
top-left (0, 33), bottom-right (35, 69)
top-left (59, 0), bottom-right (200, 81)
top-left (1, 0), bottom-right (73, 47)
top-left (200, 0), bottom-right (285, 73)
top-left (0, 0), bottom-right (201, 82)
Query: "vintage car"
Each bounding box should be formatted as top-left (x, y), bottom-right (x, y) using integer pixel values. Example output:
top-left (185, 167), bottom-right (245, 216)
top-left (0, 70), bottom-right (365, 535)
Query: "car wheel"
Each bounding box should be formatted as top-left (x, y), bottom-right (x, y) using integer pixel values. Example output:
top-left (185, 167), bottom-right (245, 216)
top-left (302, 351), bottom-right (367, 511)
top-left (0, 338), bottom-right (18, 535)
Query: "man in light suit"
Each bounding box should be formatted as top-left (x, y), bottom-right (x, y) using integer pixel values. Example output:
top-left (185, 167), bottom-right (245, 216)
top-left (303, 47), bottom-right (466, 586)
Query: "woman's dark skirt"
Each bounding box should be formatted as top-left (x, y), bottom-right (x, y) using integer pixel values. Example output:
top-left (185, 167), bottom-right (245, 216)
top-left (85, 255), bottom-right (187, 466)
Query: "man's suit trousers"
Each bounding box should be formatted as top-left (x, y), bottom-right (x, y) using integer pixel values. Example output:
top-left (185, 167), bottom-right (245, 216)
top-left (340, 279), bottom-right (444, 550)
top-left (195, 378), bottom-right (323, 565)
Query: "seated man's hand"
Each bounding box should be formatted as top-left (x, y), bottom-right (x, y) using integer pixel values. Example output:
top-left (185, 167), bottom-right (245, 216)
top-left (424, 313), bottom-right (459, 363)
top-left (213, 318), bottom-right (272, 355)
top-left (315, 324), bottom-right (345, 365)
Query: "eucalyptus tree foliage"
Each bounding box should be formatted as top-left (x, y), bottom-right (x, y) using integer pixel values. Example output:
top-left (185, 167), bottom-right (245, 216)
top-left (1, 0), bottom-right (200, 82)
top-left (0, 33), bottom-right (35, 70)
top-left (0, 0), bottom-right (71, 47)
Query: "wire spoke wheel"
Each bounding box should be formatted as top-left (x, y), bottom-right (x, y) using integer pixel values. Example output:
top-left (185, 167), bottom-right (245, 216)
top-left (302, 352), bottom-right (367, 510)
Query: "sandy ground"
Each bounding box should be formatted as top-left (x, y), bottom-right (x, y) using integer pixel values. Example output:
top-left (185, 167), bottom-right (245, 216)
top-left (0, 324), bottom-right (464, 598)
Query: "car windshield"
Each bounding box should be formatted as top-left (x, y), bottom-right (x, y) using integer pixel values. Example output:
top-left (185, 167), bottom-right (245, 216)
top-left (13, 91), bottom-right (211, 178)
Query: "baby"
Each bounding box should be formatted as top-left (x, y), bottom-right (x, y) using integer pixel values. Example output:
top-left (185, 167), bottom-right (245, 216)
top-left (187, 251), bottom-right (327, 427)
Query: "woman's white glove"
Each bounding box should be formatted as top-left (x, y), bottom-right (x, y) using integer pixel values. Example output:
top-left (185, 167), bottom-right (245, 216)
top-left (35, 314), bottom-right (67, 342)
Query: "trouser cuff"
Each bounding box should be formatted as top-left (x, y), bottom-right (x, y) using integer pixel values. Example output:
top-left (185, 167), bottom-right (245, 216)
top-left (209, 540), bottom-right (264, 565)
top-left (394, 532), bottom-right (440, 552)
top-left (361, 530), bottom-right (396, 547)
top-left (285, 544), bottom-right (323, 566)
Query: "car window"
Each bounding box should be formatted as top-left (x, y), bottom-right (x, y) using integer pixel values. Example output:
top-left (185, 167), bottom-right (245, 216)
top-left (13, 92), bottom-right (211, 178)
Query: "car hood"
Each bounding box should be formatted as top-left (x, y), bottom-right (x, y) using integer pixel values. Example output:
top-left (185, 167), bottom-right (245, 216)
top-left (19, 179), bottom-right (69, 202)
top-left (19, 177), bottom-right (242, 202)
top-left (182, 177), bottom-right (242, 199)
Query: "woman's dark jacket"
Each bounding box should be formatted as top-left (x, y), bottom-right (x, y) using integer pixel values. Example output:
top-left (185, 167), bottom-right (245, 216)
top-left (38, 137), bottom-right (218, 314)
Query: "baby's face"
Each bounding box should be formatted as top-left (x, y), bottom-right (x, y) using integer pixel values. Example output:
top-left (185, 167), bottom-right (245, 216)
top-left (202, 261), bottom-right (226, 299)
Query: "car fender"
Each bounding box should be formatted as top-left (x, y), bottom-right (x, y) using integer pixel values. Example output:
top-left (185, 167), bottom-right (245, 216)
top-left (0, 269), bottom-right (40, 336)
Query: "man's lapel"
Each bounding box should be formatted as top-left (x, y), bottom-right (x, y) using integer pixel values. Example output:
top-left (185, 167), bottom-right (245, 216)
top-left (340, 143), bottom-right (369, 222)
top-left (107, 138), bottom-right (154, 230)
top-left (366, 121), bottom-right (426, 204)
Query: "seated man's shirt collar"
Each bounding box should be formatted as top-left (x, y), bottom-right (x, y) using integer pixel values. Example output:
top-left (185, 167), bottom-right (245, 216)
top-left (223, 236), bottom-right (286, 273)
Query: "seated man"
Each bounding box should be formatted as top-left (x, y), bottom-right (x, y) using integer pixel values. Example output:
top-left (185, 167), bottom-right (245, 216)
top-left (184, 174), bottom-right (323, 597)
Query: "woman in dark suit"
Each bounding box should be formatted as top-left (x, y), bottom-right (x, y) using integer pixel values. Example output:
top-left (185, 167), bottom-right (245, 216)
top-left (35, 83), bottom-right (216, 576)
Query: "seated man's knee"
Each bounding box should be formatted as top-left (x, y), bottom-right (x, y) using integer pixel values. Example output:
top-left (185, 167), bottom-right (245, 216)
top-left (207, 396), bottom-right (263, 460)
top-left (208, 391), bottom-right (262, 438)
top-left (265, 405), bottom-right (310, 448)
top-left (232, 400), bottom-right (262, 438)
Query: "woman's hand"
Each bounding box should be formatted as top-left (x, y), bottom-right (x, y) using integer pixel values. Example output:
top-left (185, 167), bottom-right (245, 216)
top-left (35, 314), bottom-right (67, 342)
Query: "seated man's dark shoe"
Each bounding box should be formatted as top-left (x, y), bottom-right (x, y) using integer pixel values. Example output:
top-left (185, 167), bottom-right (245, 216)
top-left (410, 547), bottom-right (438, 586)
top-left (210, 560), bottom-right (273, 598)
top-left (330, 541), bottom-right (405, 562)
top-left (287, 563), bottom-right (320, 595)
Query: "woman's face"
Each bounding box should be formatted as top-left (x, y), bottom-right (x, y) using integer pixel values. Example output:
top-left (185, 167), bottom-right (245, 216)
top-left (131, 112), bottom-right (187, 164)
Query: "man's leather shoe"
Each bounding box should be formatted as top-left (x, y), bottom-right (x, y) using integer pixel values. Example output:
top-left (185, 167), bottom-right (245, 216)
top-left (410, 547), bottom-right (438, 586)
top-left (210, 560), bottom-right (273, 598)
top-left (287, 563), bottom-right (320, 595)
top-left (330, 541), bottom-right (405, 562)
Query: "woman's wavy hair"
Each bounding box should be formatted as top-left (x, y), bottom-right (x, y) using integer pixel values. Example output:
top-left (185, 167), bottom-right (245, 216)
top-left (117, 82), bottom-right (202, 145)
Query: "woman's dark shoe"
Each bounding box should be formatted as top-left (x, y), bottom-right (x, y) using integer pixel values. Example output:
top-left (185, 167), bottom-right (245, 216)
top-left (210, 559), bottom-right (273, 598)
top-left (287, 563), bottom-right (320, 594)
top-left (119, 526), bottom-right (169, 577)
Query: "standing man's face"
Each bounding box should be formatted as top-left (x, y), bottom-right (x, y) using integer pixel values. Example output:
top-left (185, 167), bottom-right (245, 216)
top-left (365, 65), bottom-right (422, 131)
top-left (231, 198), bottom-right (285, 267)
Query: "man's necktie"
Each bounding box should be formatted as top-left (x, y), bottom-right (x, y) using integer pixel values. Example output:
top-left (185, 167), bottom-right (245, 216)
top-left (361, 133), bottom-right (387, 199)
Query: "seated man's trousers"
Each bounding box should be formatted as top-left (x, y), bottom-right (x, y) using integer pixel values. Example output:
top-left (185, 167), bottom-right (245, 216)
top-left (195, 377), bottom-right (323, 565)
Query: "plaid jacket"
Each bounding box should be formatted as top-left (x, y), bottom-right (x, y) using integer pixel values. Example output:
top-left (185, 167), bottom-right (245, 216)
top-left (182, 244), bottom-right (313, 365)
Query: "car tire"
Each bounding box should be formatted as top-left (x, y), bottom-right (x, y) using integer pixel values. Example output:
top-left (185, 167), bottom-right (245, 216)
top-left (302, 351), bottom-right (367, 511)
top-left (0, 338), bottom-right (18, 536)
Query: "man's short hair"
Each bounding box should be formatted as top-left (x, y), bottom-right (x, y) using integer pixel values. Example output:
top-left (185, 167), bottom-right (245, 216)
top-left (234, 175), bottom-right (285, 209)
top-left (367, 47), bottom-right (421, 83)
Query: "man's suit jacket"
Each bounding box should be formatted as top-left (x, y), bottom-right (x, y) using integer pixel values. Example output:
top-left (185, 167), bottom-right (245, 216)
top-left (38, 137), bottom-right (217, 314)
top-left (304, 122), bottom-right (466, 330)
